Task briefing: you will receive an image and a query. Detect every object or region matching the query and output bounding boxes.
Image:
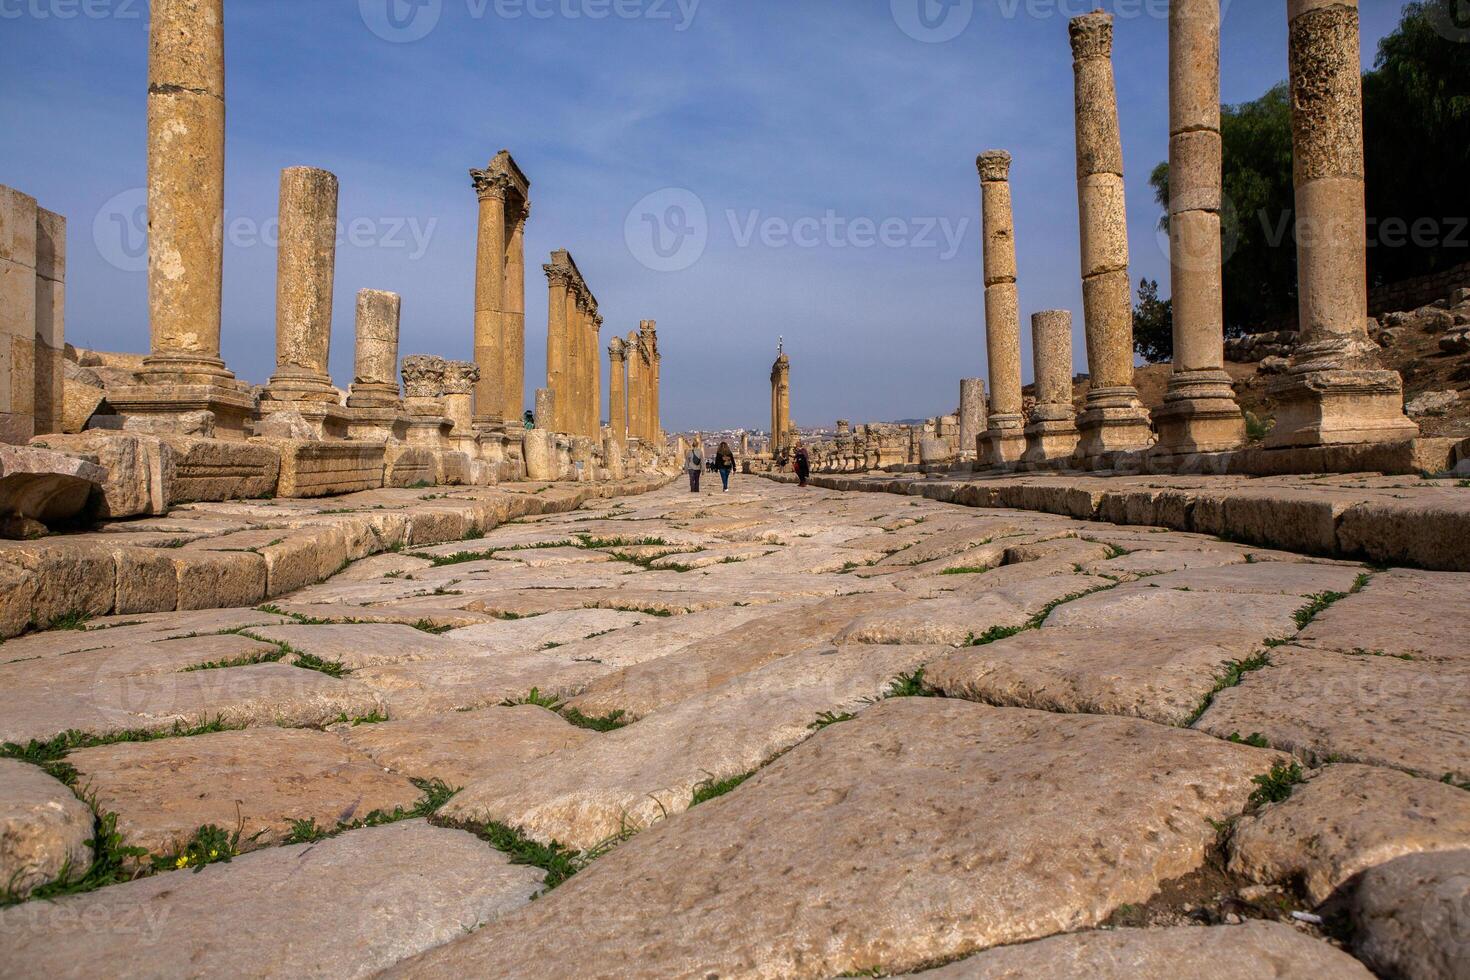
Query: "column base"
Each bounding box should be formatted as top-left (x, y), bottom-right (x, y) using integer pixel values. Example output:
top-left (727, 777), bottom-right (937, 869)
top-left (1263, 368), bottom-right (1419, 449)
top-left (263, 370), bottom-right (339, 405)
top-left (342, 405), bottom-right (409, 442)
top-left (978, 422), bottom-right (1027, 469)
top-left (1022, 418), bottom-right (1080, 465)
top-left (134, 352), bottom-right (241, 388)
top-left (1076, 386), bottom-right (1155, 459)
top-left (346, 383), bottom-right (402, 411)
top-left (1151, 369), bottom-right (1245, 455)
top-left (106, 382), bottom-right (256, 441)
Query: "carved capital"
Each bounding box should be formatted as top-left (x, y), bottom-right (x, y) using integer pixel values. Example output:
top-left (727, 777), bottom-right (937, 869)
top-left (976, 149), bottom-right (1013, 182)
top-left (470, 168), bottom-right (515, 202)
top-left (441, 359), bottom-right (480, 395)
top-left (608, 336), bottom-right (626, 360)
top-left (401, 354), bottom-right (448, 398)
top-left (1069, 11), bottom-right (1113, 61)
top-left (544, 264), bottom-right (571, 288)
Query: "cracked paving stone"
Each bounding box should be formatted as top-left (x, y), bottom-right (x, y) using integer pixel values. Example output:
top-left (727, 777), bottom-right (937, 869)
top-left (444, 608), bottom-right (651, 654)
top-left (0, 759), bottom-right (93, 898)
top-left (243, 623), bottom-right (486, 669)
top-left (1044, 583), bottom-right (1304, 640)
top-left (836, 575), bottom-right (1111, 646)
top-left (1348, 848), bottom-right (1470, 980)
top-left (1295, 569), bottom-right (1470, 664)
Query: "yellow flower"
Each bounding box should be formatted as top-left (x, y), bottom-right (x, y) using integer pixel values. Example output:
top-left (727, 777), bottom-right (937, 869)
top-left (175, 856), bottom-right (189, 868)
top-left (209, 849), bottom-right (219, 859)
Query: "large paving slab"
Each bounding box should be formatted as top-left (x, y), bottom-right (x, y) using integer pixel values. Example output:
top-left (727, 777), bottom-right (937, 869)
top-left (444, 608), bottom-right (651, 654)
top-left (1296, 569), bottom-right (1470, 664)
top-left (331, 705), bottom-right (594, 787)
top-left (68, 727), bottom-right (423, 858)
top-left (0, 820), bottom-right (542, 978)
top-left (1044, 582), bottom-right (1305, 640)
top-left (439, 643), bottom-right (943, 849)
top-left (1195, 645), bottom-right (1470, 781)
top-left (349, 652), bottom-right (613, 718)
top-left (0, 759), bottom-right (92, 899)
top-left (1349, 849), bottom-right (1470, 980)
top-left (912, 922), bottom-right (1372, 978)
top-left (836, 575), bottom-right (1112, 646)
top-left (926, 627), bottom-right (1267, 726)
top-left (399, 699), bottom-right (1282, 978)
top-left (244, 623), bottom-right (483, 669)
top-left (1228, 763), bottom-right (1470, 904)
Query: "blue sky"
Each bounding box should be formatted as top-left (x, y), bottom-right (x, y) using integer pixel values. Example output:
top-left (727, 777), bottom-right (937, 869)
top-left (1, 0), bottom-right (1407, 431)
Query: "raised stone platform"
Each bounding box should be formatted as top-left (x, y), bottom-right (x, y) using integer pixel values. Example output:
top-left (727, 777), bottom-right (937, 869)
top-left (766, 470), bottom-right (1470, 572)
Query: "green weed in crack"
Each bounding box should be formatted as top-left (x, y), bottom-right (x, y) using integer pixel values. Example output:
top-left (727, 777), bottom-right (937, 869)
top-left (1249, 761), bottom-right (1305, 808)
top-left (1, 718), bottom-right (242, 786)
top-left (690, 771), bottom-right (752, 807)
top-left (180, 649), bottom-right (287, 672)
top-left (453, 821), bottom-right (583, 890)
top-left (1226, 732), bottom-right (1271, 749)
top-left (808, 710), bottom-right (856, 730)
top-left (1291, 591), bottom-right (1348, 630)
top-left (502, 689), bottom-right (631, 732)
top-left (240, 632), bottom-right (350, 677)
top-left (1187, 652), bottom-right (1272, 726)
top-left (426, 549), bottom-right (498, 567)
top-left (1, 794), bottom-right (146, 906)
top-left (940, 566), bottom-right (991, 576)
top-left (410, 620), bottom-right (454, 635)
top-left (281, 778), bottom-right (458, 845)
top-left (881, 668), bottom-right (934, 699)
top-left (1441, 773), bottom-right (1470, 792)
top-left (151, 819), bottom-right (259, 873)
top-left (328, 710), bottom-right (389, 727)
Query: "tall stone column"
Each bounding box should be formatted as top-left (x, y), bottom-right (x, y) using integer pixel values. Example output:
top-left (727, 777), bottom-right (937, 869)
top-left (771, 353), bottom-right (791, 455)
top-left (503, 208), bottom-right (527, 424)
top-left (32, 207), bottom-right (64, 437)
top-left (1070, 12), bottom-right (1154, 460)
top-left (265, 167), bottom-right (339, 403)
top-left (568, 295), bottom-right (586, 437)
top-left (470, 169), bottom-right (508, 429)
top-left (976, 150), bottom-right (1026, 467)
top-left (138, 0), bottom-right (232, 386)
top-left (347, 289), bottom-right (402, 409)
top-left (1153, 0), bottom-right (1245, 456)
top-left (608, 337), bottom-right (627, 445)
top-left (626, 331), bottom-right (643, 444)
top-left (544, 265), bottom-right (569, 433)
top-left (591, 313), bottom-right (603, 435)
top-left (1023, 310), bottom-right (1081, 463)
top-left (958, 378), bottom-right (988, 460)
top-left (652, 352), bottom-right (662, 445)
top-left (1266, 0), bottom-right (1416, 447)
top-left (0, 186), bottom-right (38, 444)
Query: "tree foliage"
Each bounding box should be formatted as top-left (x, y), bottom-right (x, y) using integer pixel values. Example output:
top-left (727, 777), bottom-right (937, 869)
top-left (1142, 0), bottom-right (1470, 360)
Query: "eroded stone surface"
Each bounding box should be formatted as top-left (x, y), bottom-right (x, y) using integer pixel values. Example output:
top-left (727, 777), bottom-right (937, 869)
top-left (69, 728), bottom-right (423, 858)
top-left (400, 699), bottom-right (1281, 978)
top-left (1229, 763), bottom-right (1470, 904)
top-left (0, 821), bottom-right (542, 978)
top-left (0, 759), bottom-right (92, 898)
top-left (1350, 849), bottom-right (1470, 980)
top-left (914, 922), bottom-right (1372, 978)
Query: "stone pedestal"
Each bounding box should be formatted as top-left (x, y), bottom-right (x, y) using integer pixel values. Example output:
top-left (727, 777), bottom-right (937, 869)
top-left (1069, 12), bottom-right (1154, 461)
top-left (1153, 0), bottom-right (1245, 457)
top-left (1264, 0), bottom-right (1417, 449)
top-left (1023, 310), bottom-right (1081, 464)
top-left (957, 378), bottom-right (987, 460)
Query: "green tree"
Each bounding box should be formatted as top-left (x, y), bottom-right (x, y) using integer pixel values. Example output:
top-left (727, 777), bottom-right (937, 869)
top-left (1132, 277), bottom-right (1174, 363)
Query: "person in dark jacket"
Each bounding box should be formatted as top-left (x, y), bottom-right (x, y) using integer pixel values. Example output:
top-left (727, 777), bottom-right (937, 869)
top-left (793, 442), bottom-right (811, 488)
top-left (714, 441), bottom-right (736, 492)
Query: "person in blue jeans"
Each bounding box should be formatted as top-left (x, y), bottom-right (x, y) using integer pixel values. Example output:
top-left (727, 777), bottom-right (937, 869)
top-left (714, 441), bottom-right (736, 492)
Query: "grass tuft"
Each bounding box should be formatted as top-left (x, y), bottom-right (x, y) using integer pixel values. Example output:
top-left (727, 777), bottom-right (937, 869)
top-left (1249, 761), bottom-right (1304, 808)
top-left (1187, 652), bottom-right (1272, 725)
top-left (690, 771), bottom-right (753, 807)
top-left (1292, 591), bottom-right (1348, 630)
top-left (808, 710), bottom-right (856, 730)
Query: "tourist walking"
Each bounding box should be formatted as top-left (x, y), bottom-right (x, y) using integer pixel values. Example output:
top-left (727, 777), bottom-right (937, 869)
top-left (686, 439), bottom-right (705, 493)
top-left (793, 442), bottom-right (811, 488)
top-left (714, 441), bottom-right (736, 492)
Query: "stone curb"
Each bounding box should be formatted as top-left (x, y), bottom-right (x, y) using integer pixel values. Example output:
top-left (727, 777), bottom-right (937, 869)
top-left (0, 477), bottom-right (675, 640)
top-left (762, 472), bottom-right (1470, 572)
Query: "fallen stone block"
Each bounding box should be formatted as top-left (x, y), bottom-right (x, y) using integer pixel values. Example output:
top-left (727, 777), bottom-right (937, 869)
top-left (158, 435), bottom-right (281, 503)
top-left (0, 444), bottom-right (106, 533)
top-left (263, 439), bottom-right (385, 499)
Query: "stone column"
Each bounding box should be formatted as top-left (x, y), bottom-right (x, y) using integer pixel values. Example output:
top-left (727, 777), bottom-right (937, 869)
top-left (608, 337), bottom-right (627, 445)
top-left (544, 265), bottom-right (570, 433)
top-left (1265, 0), bottom-right (1417, 447)
top-left (139, 0), bottom-right (232, 386)
top-left (1152, 0), bottom-right (1245, 456)
top-left (652, 352), bottom-right (662, 445)
top-left (265, 167), bottom-right (339, 403)
top-left (0, 186), bottom-right (38, 444)
top-left (591, 313), bottom-right (603, 435)
top-left (32, 207), bottom-right (64, 437)
top-left (958, 378), bottom-right (988, 461)
top-left (1023, 310), bottom-right (1081, 463)
top-left (1070, 12), bottom-right (1154, 460)
top-left (503, 208), bottom-right (527, 424)
top-left (347, 289), bottom-right (402, 409)
top-left (567, 295), bottom-right (585, 437)
top-left (470, 168), bottom-right (509, 430)
top-left (976, 151), bottom-right (1026, 467)
top-left (626, 332), bottom-right (643, 444)
top-left (441, 360), bottom-right (479, 437)
top-left (771, 354), bottom-right (791, 455)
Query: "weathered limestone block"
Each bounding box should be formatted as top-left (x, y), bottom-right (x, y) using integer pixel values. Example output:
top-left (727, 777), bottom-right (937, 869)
top-left (0, 185), bottom-right (38, 446)
top-left (435, 450), bottom-right (471, 486)
top-left (170, 548), bottom-right (267, 610)
top-left (1296, 569), bottom-right (1470, 663)
top-left (266, 439), bottom-right (385, 498)
top-left (1229, 763), bottom-right (1470, 905)
top-left (346, 288), bottom-right (403, 409)
top-left (157, 435), bottom-right (280, 503)
top-left (385, 445), bottom-right (437, 488)
top-left (1349, 849), bottom-right (1470, 980)
top-left (264, 167), bottom-right (339, 404)
top-left (61, 359), bottom-right (105, 433)
top-left (0, 541), bottom-right (115, 628)
top-left (0, 558), bottom-right (37, 637)
top-left (523, 429), bottom-right (556, 481)
top-left (28, 431), bottom-right (172, 519)
top-left (402, 699), bottom-right (1281, 978)
top-left (918, 922), bottom-right (1372, 978)
top-left (0, 821), bottom-right (542, 978)
top-left (0, 444), bottom-right (105, 532)
top-left (0, 759), bottom-right (92, 899)
top-left (69, 728), bottom-right (422, 859)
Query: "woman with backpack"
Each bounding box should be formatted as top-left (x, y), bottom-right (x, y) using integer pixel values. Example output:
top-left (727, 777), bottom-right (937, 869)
top-left (685, 439), bottom-right (705, 493)
top-left (714, 441), bottom-right (736, 492)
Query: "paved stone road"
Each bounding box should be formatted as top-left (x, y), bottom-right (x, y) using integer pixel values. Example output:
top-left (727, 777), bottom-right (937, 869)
top-left (2, 478), bottom-right (1466, 978)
